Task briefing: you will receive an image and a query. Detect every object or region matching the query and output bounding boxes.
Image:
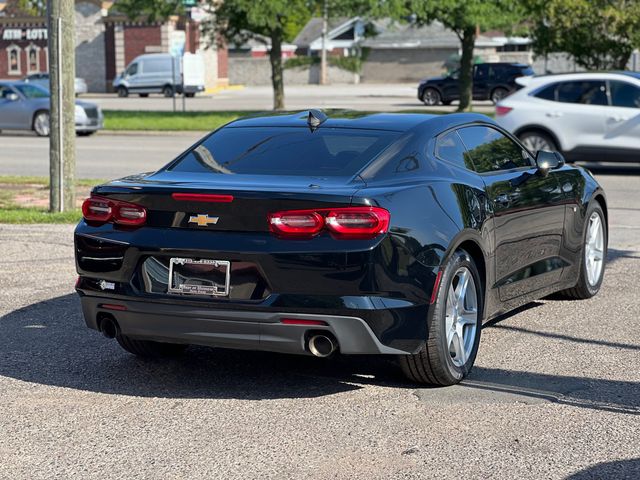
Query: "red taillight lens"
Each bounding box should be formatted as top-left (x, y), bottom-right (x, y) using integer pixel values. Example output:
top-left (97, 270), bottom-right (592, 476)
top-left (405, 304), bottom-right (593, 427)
top-left (325, 207), bottom-right (390, 238)
top-left (268, 210), bottom-right (324, 237)
top-left (495, 105), bottom-right (513, 116)
top-left (171, 193), bottom-right (234, 203)
top-left (268, 207), bottom-right (390, 239)
top-left (82, 195), bottom-right (147, 227)
top-left (82, 196), bottom-right (111, 222)
top-left (280, 318), bottom-right (328, 326)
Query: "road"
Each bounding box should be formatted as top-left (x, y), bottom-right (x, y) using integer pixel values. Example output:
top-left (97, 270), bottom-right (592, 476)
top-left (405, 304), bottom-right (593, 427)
top-left (80, 84), bottom-right (495, 113)
top-left (0, 171), bottom-right (639, 479)
top-left (0, 132), bottom-right (204, 179)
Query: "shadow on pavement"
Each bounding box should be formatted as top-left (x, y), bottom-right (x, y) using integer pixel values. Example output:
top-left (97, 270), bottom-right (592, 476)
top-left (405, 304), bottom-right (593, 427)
top-left (0, 294), bottom-right (406, 399)
top-left (565, 458), bottom-right (640, 479)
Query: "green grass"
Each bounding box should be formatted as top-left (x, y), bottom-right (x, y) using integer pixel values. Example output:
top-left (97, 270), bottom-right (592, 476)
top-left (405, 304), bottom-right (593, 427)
top-left (0, 175), bottom-right (104, 187)
top-left (0, 207), bottom-right (82, 224)
top-left (103, 110), bottom-right (260, 131)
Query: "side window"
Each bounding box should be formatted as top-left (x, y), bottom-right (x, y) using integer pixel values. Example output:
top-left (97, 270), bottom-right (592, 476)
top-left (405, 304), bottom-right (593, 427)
top-left (475, 64), bottom-right (488, 79)
top-left (458, 126), bottom-right (532, 173)
top-left (533, 84), bottom-right (557, 101)
top-left (556, 81), bottom-right (607, 105)
top-left (435, 130), bottom-right (474, 170)
top-left (126, 63), bottom-right (138, 76)
top-left (609, 81), bottom-right (640, 108)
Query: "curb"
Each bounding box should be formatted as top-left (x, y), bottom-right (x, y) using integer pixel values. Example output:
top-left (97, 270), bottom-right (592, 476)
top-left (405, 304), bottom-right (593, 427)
top-left (205, 84), bottom-right (245, 94)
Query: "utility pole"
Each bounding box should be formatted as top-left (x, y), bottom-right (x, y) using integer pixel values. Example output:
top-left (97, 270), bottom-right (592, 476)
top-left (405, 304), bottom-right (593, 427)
top-left (320, 0), bottom-right (328, 85)
top-left (48, 0), bottom-right (76, 212)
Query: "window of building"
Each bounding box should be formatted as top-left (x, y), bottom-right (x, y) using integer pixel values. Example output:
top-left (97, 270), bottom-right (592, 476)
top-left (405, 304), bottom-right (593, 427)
top-left (27, 44), bottom-right (40, 73)
top-left (7, 45), bottom-right (21, 75)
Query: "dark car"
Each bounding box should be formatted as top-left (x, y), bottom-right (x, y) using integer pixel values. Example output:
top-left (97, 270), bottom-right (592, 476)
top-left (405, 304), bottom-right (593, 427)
top-left (418, 63), bottom-right (535, 106)
top-left (74, 110), bottom-right (607, 386)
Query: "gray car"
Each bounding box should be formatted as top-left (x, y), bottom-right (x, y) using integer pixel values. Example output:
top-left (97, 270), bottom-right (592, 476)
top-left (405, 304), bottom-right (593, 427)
top-left (23, 73), bottom-right (89, 96)
top-left (0, 82), bottom-right (102, 136)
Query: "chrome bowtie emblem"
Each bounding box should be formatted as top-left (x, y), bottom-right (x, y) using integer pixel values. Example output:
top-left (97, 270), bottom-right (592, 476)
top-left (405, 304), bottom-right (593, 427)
top-left (189, 214), bottom-right (219, 227)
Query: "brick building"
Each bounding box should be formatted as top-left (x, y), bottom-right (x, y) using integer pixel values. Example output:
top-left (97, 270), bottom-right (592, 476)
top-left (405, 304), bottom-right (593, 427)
top-left (0, 0), bottom-right (227, 92)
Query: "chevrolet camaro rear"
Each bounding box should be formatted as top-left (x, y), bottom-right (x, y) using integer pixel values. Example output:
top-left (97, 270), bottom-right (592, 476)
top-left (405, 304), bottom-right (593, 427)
top-left (75, 110), bottom-right (607, 385)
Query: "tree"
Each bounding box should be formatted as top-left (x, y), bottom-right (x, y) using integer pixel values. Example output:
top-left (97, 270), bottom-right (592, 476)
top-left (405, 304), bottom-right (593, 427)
top-left (115, 0), bottom-right (183, 23)
top-left (208, 0), bottom-right (311, 110)
top-left (526, 0), bottom-right (640, 71)
top-left (408, 0), bottom-right (525, 112)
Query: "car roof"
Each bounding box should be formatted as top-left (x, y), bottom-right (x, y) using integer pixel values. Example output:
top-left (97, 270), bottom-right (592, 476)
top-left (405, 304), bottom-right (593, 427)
top-left (225, 110), bottom-right (494, 134)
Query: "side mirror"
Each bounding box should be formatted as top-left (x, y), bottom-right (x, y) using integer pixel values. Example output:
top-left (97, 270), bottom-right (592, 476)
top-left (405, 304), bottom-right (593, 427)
top-left (536, 150), bottom-right (565, 176)
top-left (6, 92), bottom-right (19, 101)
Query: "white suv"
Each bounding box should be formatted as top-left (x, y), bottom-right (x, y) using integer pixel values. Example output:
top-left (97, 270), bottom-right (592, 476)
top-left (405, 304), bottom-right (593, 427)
top-left (495, 72), bottom-right (640, 162)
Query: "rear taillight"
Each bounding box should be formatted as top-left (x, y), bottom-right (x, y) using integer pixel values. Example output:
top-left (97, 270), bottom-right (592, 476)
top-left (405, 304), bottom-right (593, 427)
top-left (268, 207), bottom-right (390, 240)
top-left (495, 105), bottom-right (513, 116)
top-left (82, 195), bottom-right (147, 227)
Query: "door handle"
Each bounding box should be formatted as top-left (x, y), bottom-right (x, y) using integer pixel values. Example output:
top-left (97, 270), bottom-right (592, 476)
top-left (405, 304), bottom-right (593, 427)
top-left (608, 116), bottom-right (629, 122)
top-left (545, 111), bottom-right (563, 118)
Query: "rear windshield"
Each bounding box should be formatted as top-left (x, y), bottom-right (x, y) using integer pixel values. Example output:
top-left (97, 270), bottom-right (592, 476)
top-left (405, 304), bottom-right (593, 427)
top-left (167, 126), bottom-right (401, 177)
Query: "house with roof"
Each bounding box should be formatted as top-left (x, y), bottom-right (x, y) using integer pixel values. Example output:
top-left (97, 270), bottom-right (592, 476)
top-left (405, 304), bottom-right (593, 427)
top-left (293, 16), bottom-right (366, 57)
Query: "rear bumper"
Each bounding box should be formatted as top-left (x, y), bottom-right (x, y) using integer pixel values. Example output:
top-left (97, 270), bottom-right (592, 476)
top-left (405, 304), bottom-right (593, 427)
top-left (79, 293), bottom-right (413, 355)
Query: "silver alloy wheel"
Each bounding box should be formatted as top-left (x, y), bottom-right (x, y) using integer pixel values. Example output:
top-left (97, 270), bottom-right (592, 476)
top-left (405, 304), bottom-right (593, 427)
top-left (585, 211), bottom-right (605, 286)
top-left (34, 112), bottom-right (50, 136)
top-left (422, 88), bottom-right (440, 106)
top-left (520, 134), bottom-right (552, 153)
top-left (445, 267), bottom-right (478, 367)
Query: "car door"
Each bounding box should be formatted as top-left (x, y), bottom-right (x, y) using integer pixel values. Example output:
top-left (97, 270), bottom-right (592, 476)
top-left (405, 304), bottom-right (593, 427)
top-left (124, 62), bottom-right (141, 91)
top-left (0, 84), bottom-right (30, 129)
top-left (441, 70), bottom-right (460, 100)
top-left (603, 79), bottom-right (640, 153)
top-left (457, 125), bottom-right (566, 301)
top-left (547, 80), bottom-right (609, 150)
top-left (473, 64), bottom-right (490, 100)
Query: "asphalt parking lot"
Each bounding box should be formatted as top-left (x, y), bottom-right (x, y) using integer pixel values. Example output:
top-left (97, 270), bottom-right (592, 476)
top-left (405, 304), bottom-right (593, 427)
top-left (0, 168), bottom-right (638, 479)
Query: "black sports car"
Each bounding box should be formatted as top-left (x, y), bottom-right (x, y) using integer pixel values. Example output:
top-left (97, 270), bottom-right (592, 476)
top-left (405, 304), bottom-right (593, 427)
top-left (74, 110), bottom-right (607, 385)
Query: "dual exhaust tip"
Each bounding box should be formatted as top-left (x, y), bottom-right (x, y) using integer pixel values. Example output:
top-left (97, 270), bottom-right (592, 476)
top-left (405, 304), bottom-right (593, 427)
top-left (307, 333), bottom-right (337, 358)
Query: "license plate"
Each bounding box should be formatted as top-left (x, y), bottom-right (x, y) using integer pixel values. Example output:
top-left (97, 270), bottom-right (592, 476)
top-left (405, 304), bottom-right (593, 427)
top-left (168, 258), bottom-right (230, 297)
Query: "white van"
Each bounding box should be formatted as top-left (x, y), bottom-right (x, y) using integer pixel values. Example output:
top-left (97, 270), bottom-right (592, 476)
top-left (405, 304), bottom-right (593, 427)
top-left (112, 53), bottom-right (205, 98)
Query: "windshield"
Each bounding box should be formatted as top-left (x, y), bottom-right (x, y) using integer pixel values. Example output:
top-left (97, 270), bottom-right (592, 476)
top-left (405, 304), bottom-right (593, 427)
top-left (167, 126), bottom-right (402, 177)
top-left (15, 84), bottom-right (49, 98)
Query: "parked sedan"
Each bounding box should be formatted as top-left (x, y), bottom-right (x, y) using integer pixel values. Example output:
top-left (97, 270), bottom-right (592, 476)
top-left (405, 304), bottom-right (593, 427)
top-left (418, 63), bottom-right (534, 106)
top-left (75, 110), bottom-right (607, 386)
top-left (24, 73), bottom-right (89, 96)
top-left (495, 72), bottom-right (640, 162)
top-left (0, 82), bottom-right (102, 136)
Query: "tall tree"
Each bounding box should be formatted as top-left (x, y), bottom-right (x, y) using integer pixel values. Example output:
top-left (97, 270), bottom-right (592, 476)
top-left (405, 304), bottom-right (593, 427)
top-left (408, 0), bottom-right (525, 112)
top-left (526, 0), bottom-right (640, 71)
top-left (115, 0), bottom-right (183, 23)
top-left (208, 0), bottom-right (311, 110)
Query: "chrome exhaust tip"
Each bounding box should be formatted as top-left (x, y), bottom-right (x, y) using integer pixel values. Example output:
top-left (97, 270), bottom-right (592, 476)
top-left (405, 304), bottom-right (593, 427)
top-left (308, 334), bottom-right (337, 358)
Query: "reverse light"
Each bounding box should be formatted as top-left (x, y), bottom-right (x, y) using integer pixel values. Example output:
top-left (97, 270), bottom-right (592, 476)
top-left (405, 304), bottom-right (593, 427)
top-left (495, 105), bottom-right (513, 116)
top-left (268, 206), bottom-right (390, 240)
top-left (82, 195), bottom-right (147, 227)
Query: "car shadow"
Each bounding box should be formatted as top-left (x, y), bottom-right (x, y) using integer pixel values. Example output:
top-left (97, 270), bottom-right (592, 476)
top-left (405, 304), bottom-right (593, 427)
top-left (564, 458), bottom-right (640, 479)
top-left (0, 294), bottom-right (408, 399)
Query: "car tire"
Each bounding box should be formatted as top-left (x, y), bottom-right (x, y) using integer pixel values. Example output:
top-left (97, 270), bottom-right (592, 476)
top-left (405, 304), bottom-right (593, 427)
top-left (77, 131), bottom-right (95, 137)
top-left (559, 202), bottom-right (607, 299)
top-left (117, 86), bottom-right (128, 98)
top-left (139, 93), bottom-right (149, 98)
top-left (399, 250), bottom-right (483, 385)
top-left (163, 85), bottom-right (175, 97)
top-left (421, 87), bottom-right (441, 106)
top-left (185, 92), bottom-right (195, 98)
top-left (518, 130), bottom-right (558, 154)
top-left (490, 87), bottom-right (509, 104)
top-left (33, 110), bottom-right (50, 137)
top-left (116, 334), bottom-right (188, 358)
